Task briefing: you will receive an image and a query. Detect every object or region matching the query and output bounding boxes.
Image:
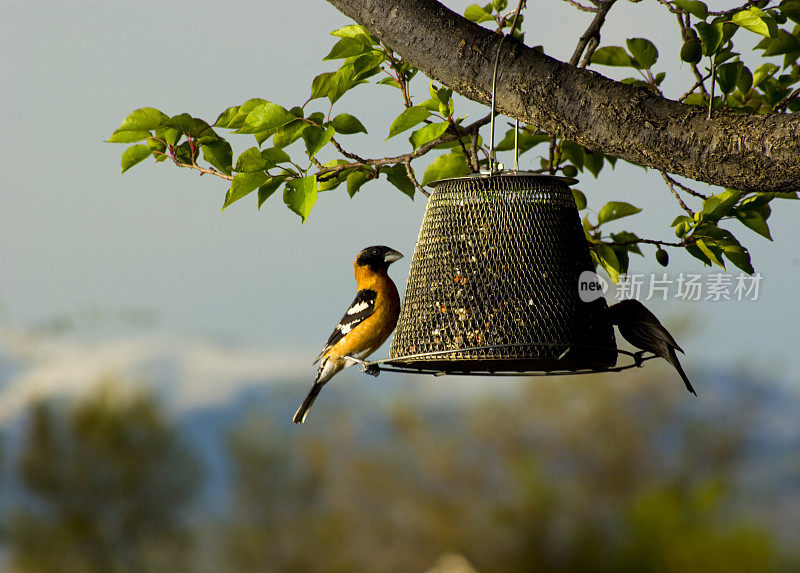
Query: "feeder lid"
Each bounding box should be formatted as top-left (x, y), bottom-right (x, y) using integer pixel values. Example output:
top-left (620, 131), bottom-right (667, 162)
top-left (428, 171), bottom-right (579, 188)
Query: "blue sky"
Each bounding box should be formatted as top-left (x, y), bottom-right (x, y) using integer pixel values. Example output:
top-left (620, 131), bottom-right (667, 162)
top-left (1, 0), bottom-right (798, 390)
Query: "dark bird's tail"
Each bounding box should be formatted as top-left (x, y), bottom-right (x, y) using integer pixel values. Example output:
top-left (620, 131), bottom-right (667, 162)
top-left (667, 347), bottom-right (697, 396)
top-left (293, 383), bottom-right (323, 424)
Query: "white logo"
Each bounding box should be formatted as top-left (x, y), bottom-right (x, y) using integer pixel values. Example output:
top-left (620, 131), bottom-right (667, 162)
top-left (578, 270), bottom-right (608, 303)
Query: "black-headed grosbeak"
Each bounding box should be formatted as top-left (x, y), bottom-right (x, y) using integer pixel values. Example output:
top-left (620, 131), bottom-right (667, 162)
top-left (606, 299), bottom-right (696, 396)
top-left (293, 245), bottom-right (404, 424)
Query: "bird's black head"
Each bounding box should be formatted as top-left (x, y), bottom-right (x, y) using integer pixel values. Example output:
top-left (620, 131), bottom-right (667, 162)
top-left (605, 298), bottom-right (650, 325)
top-left (355, 245), bottom-right (403, 271)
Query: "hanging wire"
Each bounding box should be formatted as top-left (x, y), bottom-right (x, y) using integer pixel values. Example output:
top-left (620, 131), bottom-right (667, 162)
top-left (489, 0), bottom-right (526, 174)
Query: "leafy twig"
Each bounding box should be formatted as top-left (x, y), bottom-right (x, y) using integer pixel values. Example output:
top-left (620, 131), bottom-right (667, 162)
top-left (607, 237), bottom-right (686, 248)
top-left (404, 158), bottom-right (429, 197)
top-left (315, 114), bottom-right (492, 179)
top-left (660, 171), bottom-right (695, 215)
top-left (663, 172), bottom-right (708, 199)
top-left (330, 137), bottom-right (367, 162)
top-left (561, 0), bottom-right (597, 13)
top-left (569, 0), bottom-right (618, 67)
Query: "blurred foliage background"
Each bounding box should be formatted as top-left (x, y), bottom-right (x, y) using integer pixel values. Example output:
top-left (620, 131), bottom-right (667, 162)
top-left (1, 365), bottom-right (797, 572)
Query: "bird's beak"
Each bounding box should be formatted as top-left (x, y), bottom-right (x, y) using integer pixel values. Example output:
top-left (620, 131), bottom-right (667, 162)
top-left (383, 249), bottom-right (404, 264)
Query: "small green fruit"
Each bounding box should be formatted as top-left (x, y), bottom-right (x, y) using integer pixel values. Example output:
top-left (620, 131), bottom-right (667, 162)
top-left (656, 248), bottom-right (669, 267)
top-left (562, 165), bottom-right (578, 177)
top-left (681, 38), bottom-right (702, 65)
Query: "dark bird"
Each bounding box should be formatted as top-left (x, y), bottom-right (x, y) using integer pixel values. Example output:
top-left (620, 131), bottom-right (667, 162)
top-left (605, 299), bottom-right (696, 396)
top-left (293, 246), bottom-right (404, 424)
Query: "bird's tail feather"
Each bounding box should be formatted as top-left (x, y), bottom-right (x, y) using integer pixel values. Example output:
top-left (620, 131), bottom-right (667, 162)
top-left (293, 383), bottom-right (323, 424)
top-left (668, 348), bottom-right (697, 396)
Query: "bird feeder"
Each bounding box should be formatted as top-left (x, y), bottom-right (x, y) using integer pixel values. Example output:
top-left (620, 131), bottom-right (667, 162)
top-left (362, 22), bottom-right (632, 377)
top-left (383, 172), bottom-right (618, 374)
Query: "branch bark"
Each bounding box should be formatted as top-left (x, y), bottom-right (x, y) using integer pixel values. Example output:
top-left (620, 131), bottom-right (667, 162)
top-left (327, 0), bottom-right (800, 193)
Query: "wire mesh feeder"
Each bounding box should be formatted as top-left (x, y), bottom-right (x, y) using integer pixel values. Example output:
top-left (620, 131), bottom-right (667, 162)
top-left (381, 172), bottom-right (619, 375)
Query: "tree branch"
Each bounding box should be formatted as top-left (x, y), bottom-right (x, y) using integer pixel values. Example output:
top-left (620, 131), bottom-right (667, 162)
top-left (569, 0), bottom-right (617, 67)
top-left (327, 0), bottom-right (800, 193)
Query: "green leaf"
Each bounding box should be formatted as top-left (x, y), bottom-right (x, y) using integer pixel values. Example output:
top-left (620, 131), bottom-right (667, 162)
top-left (672, 215), bottom-right (693, 238)
top-left (331, 24), bottom-right (373, 42)
top-left (716, 61), bottom-right (742, 95)
top-left (258, 177), bottom-right (285, 209)
top-left (387, 105), bottom-right (431, 139)
top-left (214, 106), bottom-right (240, 128)
top-left (611, 231), bottom-right (643, 256)
top-left (261, 147), bottom-right (291, 168)
top-left (780, 0), bottom-right (800, 24)
top-left (696, 21), bottom-right (724, 55)
top-left (236, 102), bottom-right (294, 134)
top-left (696, 238), bottom-right (725, 268)
top-left (302, 125), bottom-right (335, 159)
top-left (702, 188), bottom-right (744, 219)
top-left (736, 66), bottom-right (753, 93)
top-left (572, 189), bottom-right (587, 210)
top-left (201, 140), bottom-right (233, 175)
top-left (164, 114), bottom-right (205, 138)
top-left (626, 38), bottom-right (659, 69)
top-left (597, 201), bottom-right (642, 225)
top-left (322, 65), bottom-right (359, 104)
top-left (346, 170), bottom-right (371, 197)
top-left (409, 121), bottom-right (449, 151)
top-left (752, 62), bottom-right (779, 87)
top-left (736, 209), bottom-right (772, 239)
top-left (421, 152), bottom-right (471, 186)
top-left (154, 125), bottom-right (181, 147)
top-left (107, 129), bottom-right (152, 144)
top-left (592, 245), bottom-right (620, 283)
top-left (117, 107), bottom-right (168, 132)
top-left (323, 37), bottom-right (368, 60)
top-left (120, 144), bottom-right (151, 174)
top-left (673, 0), bottom-right (708, 20)
top-left (583, 150), bottom-right (604, 178)
top-left (731, 7), bottom-right (777, 37)
top-left (147, 137), bottom-right (166, 159)
top-left (382, 164), bottom-right (416, 199)
top-left (224, 171), bottom-right (268, 210)
top-left (722, 244), bottom-right (754, 274)
top-left (284, 176), bottom-right (318, 223)
top-left (560, 140), bottom-right (584, 170)
top-left (310, 72), bottom-right (337, 101)
top-left (685, 244), bottom-right (712, 266)
top-left (464, 4), bottom-right (493, 23)
top-left (590, 46), bottom-right (635, 67)
top-left (226, 99), bottom-right (268, 130)
top-left (272, 119), bottom-right (309, 149)
top-left (235, 147), bottom-right (267, 172)
top-left (331, 113), bottom-right (367, 135)
top-left (495, 129), bottom-right (547, 153)
top-left (760, 30), bottom-right (800, 56)
top-left (350, 51), bottom-right (384, 81)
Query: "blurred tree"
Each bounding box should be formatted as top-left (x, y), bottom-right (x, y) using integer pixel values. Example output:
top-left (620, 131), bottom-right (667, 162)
top-left (221, 370), bottom-right (792, 572)
top-left (10, 381), bottom-right (202, 573)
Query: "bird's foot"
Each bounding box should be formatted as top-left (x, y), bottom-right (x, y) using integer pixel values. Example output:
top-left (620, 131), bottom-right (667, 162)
top-left (634, 351), bottom-right (645, 368)
top-left (345, 356), bottom-right (381, 377)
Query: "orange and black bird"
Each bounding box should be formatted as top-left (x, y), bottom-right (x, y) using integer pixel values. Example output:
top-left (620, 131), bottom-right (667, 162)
top-left (605, 298), bottom-right (697, 396)
top-left (293, 245), bottom-right (404, 424)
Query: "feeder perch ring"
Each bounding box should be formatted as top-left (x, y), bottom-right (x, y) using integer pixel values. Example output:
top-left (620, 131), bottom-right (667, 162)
top-left (361, 344), bottom-right (656, 377)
